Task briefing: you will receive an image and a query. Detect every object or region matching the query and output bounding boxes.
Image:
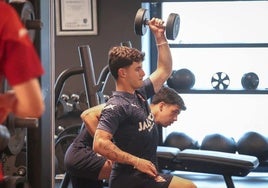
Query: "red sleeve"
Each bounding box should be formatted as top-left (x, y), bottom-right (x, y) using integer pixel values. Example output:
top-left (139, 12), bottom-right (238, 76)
top-left (0, 2), bottom-right (44, 86)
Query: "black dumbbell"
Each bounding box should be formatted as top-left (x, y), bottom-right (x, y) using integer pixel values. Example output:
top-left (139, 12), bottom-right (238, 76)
top-left (134, 8), bottom-right (180, 40)
top-left (56, 93), bottom-right (74, 118)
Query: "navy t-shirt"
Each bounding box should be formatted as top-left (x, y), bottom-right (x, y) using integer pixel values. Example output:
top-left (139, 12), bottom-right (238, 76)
top-left (97, 78), bottom-right (158, 166)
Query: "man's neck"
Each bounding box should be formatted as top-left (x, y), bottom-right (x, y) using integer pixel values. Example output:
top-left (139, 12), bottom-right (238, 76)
top-left (116, 84), bottom-right (135, 94)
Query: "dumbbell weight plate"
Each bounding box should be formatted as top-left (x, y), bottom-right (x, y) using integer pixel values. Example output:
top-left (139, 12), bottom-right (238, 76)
top-left (134, 8), bottom-right (149, 36)
top-left (0, 125), bottom-right (10, 152)
top-left (4, 115), bottom-right (27, 155)
top-left (211, 72), bottom-right (230, 90)
top-left (6, 128), bottom-right (26, 155)
top-left (166, 13), bottom-right (180, 40)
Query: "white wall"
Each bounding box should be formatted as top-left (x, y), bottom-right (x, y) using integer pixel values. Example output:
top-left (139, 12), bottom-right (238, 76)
top-left (162, 94), bottom-right (268, 143)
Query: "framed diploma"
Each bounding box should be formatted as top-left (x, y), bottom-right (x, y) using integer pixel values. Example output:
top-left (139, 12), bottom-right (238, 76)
top-left (56, 0), bottom-right (97, 36)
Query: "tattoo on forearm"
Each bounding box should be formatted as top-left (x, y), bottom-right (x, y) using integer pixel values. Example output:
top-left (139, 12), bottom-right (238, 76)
top-left (100, 141), bottom-right (132, 164)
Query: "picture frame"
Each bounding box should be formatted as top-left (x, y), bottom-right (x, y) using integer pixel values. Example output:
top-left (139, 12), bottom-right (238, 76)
top-left (55, 0), bottom-right (97, 36)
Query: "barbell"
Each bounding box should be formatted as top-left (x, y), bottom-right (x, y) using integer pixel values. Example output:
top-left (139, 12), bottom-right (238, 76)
top-left (134, 8), bottom-right (180, 40)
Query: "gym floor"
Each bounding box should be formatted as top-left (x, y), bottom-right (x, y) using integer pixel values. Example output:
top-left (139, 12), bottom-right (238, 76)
top-left (55, 171), bottom-right (268, 188)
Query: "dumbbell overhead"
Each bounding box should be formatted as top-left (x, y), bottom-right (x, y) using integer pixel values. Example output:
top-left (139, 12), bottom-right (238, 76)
top-left (134, 8), bottom-right (180, 40)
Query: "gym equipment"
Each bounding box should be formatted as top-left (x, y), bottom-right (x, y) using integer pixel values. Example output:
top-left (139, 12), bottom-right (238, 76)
top-left (134, 8), bottom-right (180, 40)
top-left (54, 44), bottom-right (111, 178)
top-left (55, 124), bottom-right (81, 141)
top-left (0, 116), bottom-right (38, 187)
top-left (2, 151), bottom-right (30, 188)
top-left (237, 131), bottom-right (268, 162)
top-left (71, 93), bottom-right (88, 113)
top-left (5, 116), bottom-right (38, 155)
top-left (163, 132), bottom-right (199, 150)
top-left (0, 79), bottom-right (38, 156)
top-left (211, 72), bottom-right (230, 90)
top-left (0, 125), bottom-right (10, 152)
top-left (0, 65), bottom-right (39, 187)
top-left (200, 133), bottom-right (237, 153)
top-left (54, 60), bottom-right (109, 136)
top-left (2, 151), bottom-right (26, 177)
top-left (241, 72), bottom-right (259, 90)
top-left (56, 94), bottom-right (74, 119)
top-left (167, 69), bottom-right (195, 90)
top-left (157, 146), bottom-right (259, 188)
top-left (56, 92), bottom-right (88, 120)
top-left (120, 41), bottom-right (133, 47)
top-left (10, 0), bottom-right (43, 42)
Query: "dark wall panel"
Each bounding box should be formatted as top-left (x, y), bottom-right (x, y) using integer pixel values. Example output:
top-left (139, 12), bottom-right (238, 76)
top-left (55, 0), bottom-right (142, 97)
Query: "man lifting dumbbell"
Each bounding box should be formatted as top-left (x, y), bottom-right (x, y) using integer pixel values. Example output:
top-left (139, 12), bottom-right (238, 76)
top-left (64, 86), bottom-right (195, 188)
top-left (91, 8), bottom-right (195, 188)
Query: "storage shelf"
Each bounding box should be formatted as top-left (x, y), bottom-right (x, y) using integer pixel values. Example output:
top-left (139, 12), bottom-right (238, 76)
top-left (173, 89), bottom-right (268, 94)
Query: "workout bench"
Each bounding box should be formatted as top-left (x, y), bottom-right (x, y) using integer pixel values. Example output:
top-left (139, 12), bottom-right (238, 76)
top-left (157, 146), bottom-right (259, 188)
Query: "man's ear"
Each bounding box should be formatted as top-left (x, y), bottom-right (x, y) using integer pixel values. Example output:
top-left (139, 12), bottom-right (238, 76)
top-left (159, 101), bottom-right (165, 112)
top-left (118, 68), bottom-right (126, 78)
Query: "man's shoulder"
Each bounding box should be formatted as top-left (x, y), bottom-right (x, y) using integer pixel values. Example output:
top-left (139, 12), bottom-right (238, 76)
top-left (102, 94), bottom-right (134, 115)
top-left (110, 92), bottom-right (134, 104)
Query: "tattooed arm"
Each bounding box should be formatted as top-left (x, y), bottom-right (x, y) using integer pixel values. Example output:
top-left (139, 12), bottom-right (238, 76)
top-left (93, 129), bottom-right (158, 177)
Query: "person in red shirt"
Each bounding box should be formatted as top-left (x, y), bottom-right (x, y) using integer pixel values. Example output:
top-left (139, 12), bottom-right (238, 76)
top-left (0, 1), bottom-right (45, 182)
top-left (0, 1), bottom-right (45, 123)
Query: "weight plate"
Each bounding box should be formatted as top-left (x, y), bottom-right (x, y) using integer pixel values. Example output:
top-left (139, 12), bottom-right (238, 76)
top-left (0, 125), bottom-right (10, 151)
top-left (6, 128), bottom-right (26, 155)
top-left (2, 152), bottom-right (26, 176)
top-left (211, 72), bottom-right (230, 90)
top-left (166, 13), bottom-right (180, 40)
top-left (134, 8), bottom-right (149, 36)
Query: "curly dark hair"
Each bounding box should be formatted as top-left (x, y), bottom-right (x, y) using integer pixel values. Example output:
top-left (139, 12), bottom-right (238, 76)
top-left (151, 86), bottom-right (186, 111)
top-left (108, 46), bottom-right (145, 79)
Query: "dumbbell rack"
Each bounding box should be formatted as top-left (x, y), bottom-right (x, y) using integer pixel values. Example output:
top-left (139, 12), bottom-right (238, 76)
top-left (54, 45), bottom-right (110, 143)
top-left (54, 45), bottom-right (110, 187)
top-left (55, 46), bottom-right (110, 109)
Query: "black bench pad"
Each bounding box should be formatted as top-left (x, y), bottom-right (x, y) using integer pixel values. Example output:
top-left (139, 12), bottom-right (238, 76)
top-left (157, 146), bottom-right (259, 177)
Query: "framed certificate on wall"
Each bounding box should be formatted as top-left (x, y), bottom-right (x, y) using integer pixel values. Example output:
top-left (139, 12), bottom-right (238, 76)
top-left (56, 0), bottom-right (97, 36)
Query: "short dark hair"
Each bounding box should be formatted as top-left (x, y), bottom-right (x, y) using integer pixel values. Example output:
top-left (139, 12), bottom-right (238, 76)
top-left (151, 86), bottom-right (186, 111)
top-left (108, 46), bottom-right (145, 79)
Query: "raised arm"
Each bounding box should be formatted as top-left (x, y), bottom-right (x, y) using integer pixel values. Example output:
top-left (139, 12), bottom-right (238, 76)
top-left (80, 103), bottom-right (105, 136)
top-left (148, 18), bottom-right (173, 93)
